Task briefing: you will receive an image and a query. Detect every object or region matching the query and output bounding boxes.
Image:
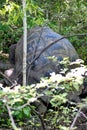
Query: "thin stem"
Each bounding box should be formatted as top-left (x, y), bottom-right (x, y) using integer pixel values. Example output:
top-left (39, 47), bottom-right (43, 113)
top-left (4, 97), bottom-right (21, 130)
top-left (70, 108), bottom-right (81, 130)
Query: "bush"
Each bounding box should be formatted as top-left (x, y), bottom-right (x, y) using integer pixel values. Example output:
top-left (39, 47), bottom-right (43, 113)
top-left (0, 58), bottom-right (87, 129)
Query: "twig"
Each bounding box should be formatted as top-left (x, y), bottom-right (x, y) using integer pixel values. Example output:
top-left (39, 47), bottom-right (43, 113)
top-left (79, 111), bottom-right (87, 120)
top-left (32, 108), bottom-right (45, 130)
top-left (4, 96), bottom-right (21, 130)
top-left (11, 101), bottom-right (29, 110)
top-left (70, 107), bottom-right (82, 130)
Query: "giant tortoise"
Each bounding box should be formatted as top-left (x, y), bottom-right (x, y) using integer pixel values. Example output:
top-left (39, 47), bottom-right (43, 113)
top-left (7, 26), bottom-right (79, 85)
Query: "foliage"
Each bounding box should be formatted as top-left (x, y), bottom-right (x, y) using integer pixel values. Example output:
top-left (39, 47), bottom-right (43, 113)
top-left (0, 0), bottom-right (87, 62)
top-left (0, 0), bottom-right (45, 52)
top-left (37, 0), bottom-right (87, 62)
top-left (0, 58), bottom-right (87, 129)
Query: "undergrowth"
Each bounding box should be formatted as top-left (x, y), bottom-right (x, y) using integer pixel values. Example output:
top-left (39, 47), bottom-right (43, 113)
top-left (0, 58), bottom-right (87, 130)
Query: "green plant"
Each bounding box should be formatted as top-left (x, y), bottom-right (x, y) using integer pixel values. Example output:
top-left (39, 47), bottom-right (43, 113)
top-left (0, 0), bottom-right (87, 61)
top-left (0, 58), bottom-right (87, 129)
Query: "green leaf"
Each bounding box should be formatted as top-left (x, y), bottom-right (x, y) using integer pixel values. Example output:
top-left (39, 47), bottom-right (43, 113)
top-left (23, 107), bottom-right (31, 117)
top-left (73, 82), bottom-right (80, 91)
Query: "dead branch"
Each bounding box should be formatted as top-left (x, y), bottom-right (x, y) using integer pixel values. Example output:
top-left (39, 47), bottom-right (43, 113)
top-left (79, 111), bottom-right (87, 120)
top-left (70, 108), bottom-right (82, 130)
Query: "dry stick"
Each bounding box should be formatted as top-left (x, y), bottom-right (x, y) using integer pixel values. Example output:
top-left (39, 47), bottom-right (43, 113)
top-left (70, 107), bottom-right (82, 130)
top-left (79, 111), bottom-right (87, 120)
top-left (29, 104), bottom-right (45, 130)
top-left (22, 0), bottom-right (27, 86)
top-left (4, 97), bottom-right (21, 130)
top-left (33, 109), bottom-right (45, 130)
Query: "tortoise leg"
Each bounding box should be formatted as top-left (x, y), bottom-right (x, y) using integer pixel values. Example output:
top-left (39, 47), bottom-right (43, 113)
top-left (9, 44), bottom-right (16, 66)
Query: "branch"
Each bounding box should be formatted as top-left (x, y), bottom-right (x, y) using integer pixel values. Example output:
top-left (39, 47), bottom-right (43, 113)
top-left (4, 96), bottom-right (21, 130)
top-left (79, 111), bottom-right (87, 120)
top-left (33, 108), bottom-right (45, 130)
top-left (70, 108), bottom-right (82, 130)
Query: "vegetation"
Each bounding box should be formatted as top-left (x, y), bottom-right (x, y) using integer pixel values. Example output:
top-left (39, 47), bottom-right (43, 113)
top-left (0, 58), bottom-right (87, 130)
top-left (0, 0), bottom-right (87, 61)
top-left (0, 0), bottom-right (87, 129)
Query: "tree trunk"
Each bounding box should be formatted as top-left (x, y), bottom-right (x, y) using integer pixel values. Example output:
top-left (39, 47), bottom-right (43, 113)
top-left (22, 0), bottom-right (27, 86)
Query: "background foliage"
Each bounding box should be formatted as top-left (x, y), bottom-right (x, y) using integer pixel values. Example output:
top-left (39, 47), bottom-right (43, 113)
top-left (0, 0), bottom-right (87, 62)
